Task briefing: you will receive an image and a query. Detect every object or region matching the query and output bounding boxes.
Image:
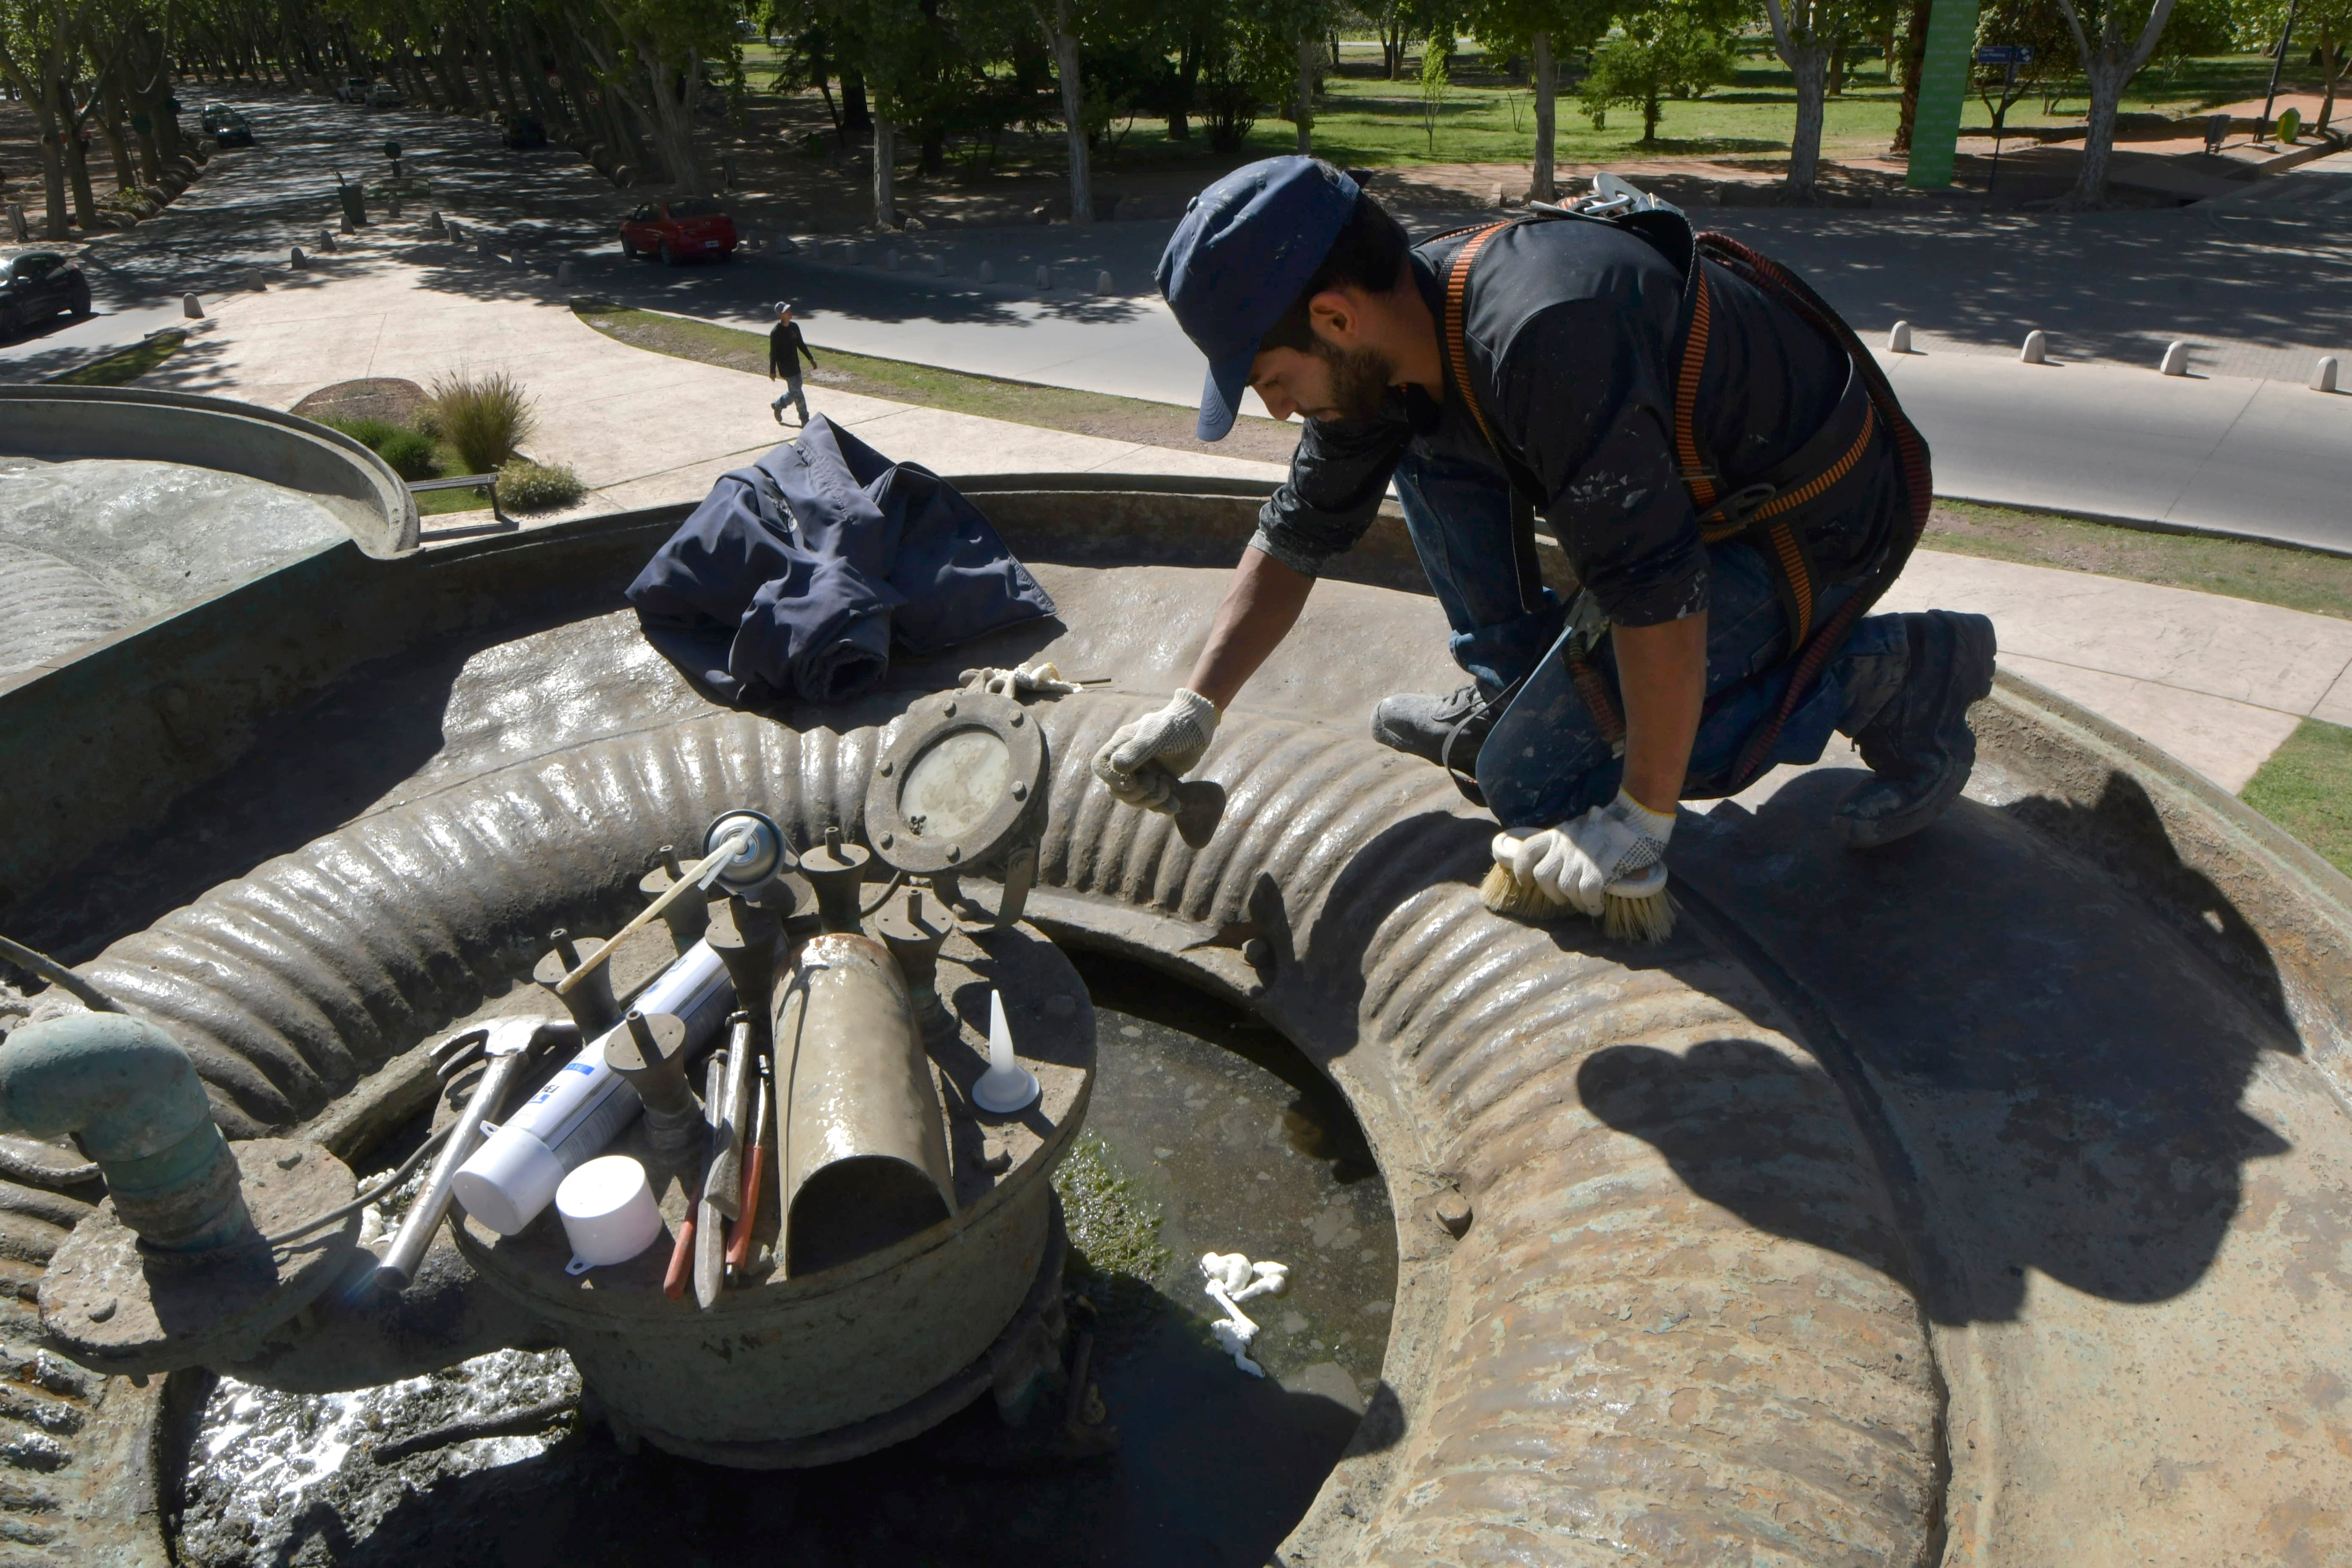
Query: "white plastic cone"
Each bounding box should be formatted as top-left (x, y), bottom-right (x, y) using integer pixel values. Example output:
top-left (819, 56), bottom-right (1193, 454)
top-left (971, 989), bottom-right (1039, 1114)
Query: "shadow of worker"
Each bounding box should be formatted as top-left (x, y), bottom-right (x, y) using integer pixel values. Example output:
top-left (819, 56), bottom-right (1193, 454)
top-left (1655, 762), bottom-right (2299, 1324)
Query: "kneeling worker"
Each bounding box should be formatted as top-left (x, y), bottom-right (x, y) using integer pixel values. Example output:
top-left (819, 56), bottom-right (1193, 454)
top-left (1092, 158), bottom-right (1994, 928)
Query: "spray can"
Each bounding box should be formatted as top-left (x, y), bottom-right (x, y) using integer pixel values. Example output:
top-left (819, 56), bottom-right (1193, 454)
top-left (452, 942), bottom-right (733, 1234)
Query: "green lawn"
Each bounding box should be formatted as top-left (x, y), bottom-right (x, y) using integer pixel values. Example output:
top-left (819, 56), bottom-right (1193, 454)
top-left (46, 330), bottom-right (185, 386)
top-left (2241, 720), bottom-right (2352, 881)
top-left (1255, 43), bottom-right (2291, 168)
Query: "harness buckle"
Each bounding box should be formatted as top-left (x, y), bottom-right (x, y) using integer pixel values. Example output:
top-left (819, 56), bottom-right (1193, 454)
top-left (1700, 481), bottom-right (1777, 531)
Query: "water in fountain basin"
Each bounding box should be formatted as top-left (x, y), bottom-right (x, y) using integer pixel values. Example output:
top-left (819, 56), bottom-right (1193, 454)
top-left (173, 951), bottom-right (1398, 1568)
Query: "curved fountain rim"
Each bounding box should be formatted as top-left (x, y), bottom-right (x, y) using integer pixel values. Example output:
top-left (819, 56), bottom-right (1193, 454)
top-left (12, 475), bottom-right (2352, 1565)
top-left (0, 382), bottom-right (420, 557)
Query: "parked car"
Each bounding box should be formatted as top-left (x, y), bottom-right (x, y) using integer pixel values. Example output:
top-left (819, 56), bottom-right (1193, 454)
top-left (200, 103), bottom-right (253, 145)
top-left (364, 81), bottom-right (405, 108)
top-left (619, 198), bottom-right (738, 265)
top-left (0, 252), bottom-right (92, 341)
top-left (336, 77), bottom-right (370, 103)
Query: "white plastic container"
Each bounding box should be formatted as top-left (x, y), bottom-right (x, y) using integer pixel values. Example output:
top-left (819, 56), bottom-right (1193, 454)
top-left (557, 1155), bottom-right (663, 1272)
top-left (452, 941), bottom-right (733, 1235)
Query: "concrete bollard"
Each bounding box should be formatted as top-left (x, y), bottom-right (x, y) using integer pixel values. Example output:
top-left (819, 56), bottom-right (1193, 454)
top-left (290, 245), bottom-right (307, 270)
top-left (183, 293), bottom-right (204, 319)
top-left (6, 202), bottom-right (27, 243)
top-left (1888, 320), bottom-right (1913, 354)
top-left (2316, 356), bottom-right (2341, 394)
top-left (2019, 329), bottom-right (2047, 365)
top-left (428, 209), bottom-right (446, 238)
top-left (246, 268), bottom-right (267, 291)
top-left (477, 238), bottom-right (495, 260)
top-left (557, 260), bottom-right (574, 287)
top-left (977, 259), bottom-right (994, 283)
top-left (886, 248), bottom-right (899, 270)
top-left (2160, 341), bottom-right (2190, 376)
top-left (318, 228), bottom-right (335, 253)
top-left (387, 191), bottom-right (402, 219)
top-left (1096, 270), bottom-right (1113, 294)
top-left (445, 220), bottom-right (462, 246)
top-left (340, 211), bottom-right (355, 235)
top-left (1036, 264), bottom-right (1052, 288)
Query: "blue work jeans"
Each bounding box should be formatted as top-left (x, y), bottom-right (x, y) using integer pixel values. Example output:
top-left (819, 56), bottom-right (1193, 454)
top-left (1391, 449), bottom-right (1909, 832)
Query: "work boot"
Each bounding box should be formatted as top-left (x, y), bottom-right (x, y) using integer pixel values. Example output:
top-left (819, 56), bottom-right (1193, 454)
top-left (1371, 682), bottom-right (1502, 774)
top-left (1833, 610), bottom-right (1997, 849)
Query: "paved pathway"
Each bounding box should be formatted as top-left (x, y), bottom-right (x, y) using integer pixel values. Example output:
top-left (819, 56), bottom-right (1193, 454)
top-left (135, 240), bottom-right (2344, 796)
top-left (10, 88), bottom-right (2352, 553)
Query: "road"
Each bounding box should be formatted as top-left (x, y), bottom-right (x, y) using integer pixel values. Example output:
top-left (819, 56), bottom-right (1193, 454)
top-left (8, 86), bottom-right (2350, 551)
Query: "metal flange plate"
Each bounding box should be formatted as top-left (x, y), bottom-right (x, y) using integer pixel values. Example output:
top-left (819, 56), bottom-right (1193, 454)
top-left (865, 689), bottom-right (1046, 877)
top-left (39, 1138), bottom-right (360, 1376)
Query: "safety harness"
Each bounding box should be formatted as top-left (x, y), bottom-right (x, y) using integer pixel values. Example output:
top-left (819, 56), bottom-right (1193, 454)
top-left (1438, 207), bottom-right (1934, 797)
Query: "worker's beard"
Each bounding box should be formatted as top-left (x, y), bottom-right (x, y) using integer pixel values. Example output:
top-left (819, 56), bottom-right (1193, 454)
top-left (1312, 341), bottom-right (1395, 425)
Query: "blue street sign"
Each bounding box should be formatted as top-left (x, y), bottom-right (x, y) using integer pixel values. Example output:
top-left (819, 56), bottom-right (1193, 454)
top-left (1976, 45), bottom-right (2035, 65)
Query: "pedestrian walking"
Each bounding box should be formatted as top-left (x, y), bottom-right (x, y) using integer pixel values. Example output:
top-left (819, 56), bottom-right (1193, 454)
top-left (770, 302), bottom-right (816, 425)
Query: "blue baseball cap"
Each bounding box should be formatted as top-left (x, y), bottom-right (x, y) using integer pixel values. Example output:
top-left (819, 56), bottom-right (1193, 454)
top-left (1157, 158), bottom-right (1361, 441)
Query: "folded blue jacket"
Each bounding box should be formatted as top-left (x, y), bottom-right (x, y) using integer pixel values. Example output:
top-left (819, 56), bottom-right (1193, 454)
top-left (627, 415), bottom-right (1056, 705)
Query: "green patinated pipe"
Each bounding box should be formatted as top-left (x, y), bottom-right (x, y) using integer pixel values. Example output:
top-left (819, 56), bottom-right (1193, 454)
top-left (0, 1013), bottom-right (247, 1250)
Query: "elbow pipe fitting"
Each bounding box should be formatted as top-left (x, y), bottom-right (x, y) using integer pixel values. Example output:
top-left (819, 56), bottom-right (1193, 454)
top-left (0, 1013), bottom-right (248, 1251)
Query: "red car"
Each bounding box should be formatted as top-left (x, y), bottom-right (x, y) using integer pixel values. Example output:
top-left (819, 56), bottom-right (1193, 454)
top-left (619, 198), bottom-right (738, 265)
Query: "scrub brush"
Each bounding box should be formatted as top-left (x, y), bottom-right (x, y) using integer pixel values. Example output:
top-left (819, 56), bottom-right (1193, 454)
top-left (1479, 861), bottom-right (1676, 944)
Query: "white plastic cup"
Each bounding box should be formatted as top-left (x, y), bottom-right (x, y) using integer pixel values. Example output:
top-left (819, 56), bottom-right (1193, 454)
top-left (557, 1155), bottom-right (662, 1273)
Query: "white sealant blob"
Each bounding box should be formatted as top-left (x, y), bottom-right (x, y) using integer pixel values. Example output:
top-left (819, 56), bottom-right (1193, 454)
top-left (1200, 1251), bottom-right (1291, 1377)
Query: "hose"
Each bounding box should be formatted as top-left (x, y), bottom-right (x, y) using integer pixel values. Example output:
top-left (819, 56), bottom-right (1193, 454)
top-left (0, 934), bottom-right (123, 1015)
top-left (0, 1138), bottom-right (99, 1189)
top-left (858, 868), bottom-right (908, 917)
top-left (262, 1120), bottom-right (453, 1250)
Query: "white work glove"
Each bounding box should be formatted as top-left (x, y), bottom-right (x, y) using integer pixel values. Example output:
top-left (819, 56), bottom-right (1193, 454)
top-left (1492, 789), bottom-right (1675, 917)
top-left (1092, 689), bottom-right (1218, 811)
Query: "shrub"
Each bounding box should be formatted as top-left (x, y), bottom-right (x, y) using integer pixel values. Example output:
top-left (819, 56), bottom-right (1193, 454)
top-left (376, 428), bottom-right (441, 480)
top-left (325, 414), bottom-right (402, 448)
top-left (496, 458), bottom-right (585, 512)
top-left (428, 370), bottom-right (536, 475)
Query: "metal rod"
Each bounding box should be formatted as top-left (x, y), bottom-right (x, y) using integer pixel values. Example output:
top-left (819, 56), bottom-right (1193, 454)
top-left (0, 933), bottom-right (122, 1014)
top-left (727, 1056), bottom-right (773, 1279)
top-left (376, 1020), bottom-right (544, 1288)
top-left (556, 826), bottom-right (750, 995)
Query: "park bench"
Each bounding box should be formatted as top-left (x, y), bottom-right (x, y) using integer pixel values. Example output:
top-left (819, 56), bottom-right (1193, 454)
top-left (409, 472), bottom-right (514, 541)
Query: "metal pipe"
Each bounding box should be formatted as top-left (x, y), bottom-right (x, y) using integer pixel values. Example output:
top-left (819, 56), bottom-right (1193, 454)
top-left (0, 1012), bottom-right (246, 1250)
top-left (774, 933), bottom-right (955, 1277)
top-left (605, 1010), bottom-right (700, 1160)
top-left (799, 826), bottom-right (872, 935)
top-left (532, 928), bottom-right (615, 1036)
top-left (376, 1016), bottom-right (555, 1290)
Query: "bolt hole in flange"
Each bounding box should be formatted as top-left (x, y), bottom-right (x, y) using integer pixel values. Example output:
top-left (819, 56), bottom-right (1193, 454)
top-left (169, 953), bottom-right (1397, 1568)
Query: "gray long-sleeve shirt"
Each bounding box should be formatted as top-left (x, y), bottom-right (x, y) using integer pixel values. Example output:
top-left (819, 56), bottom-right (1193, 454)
top-left (1252, 215), bottom-right (1898, 628)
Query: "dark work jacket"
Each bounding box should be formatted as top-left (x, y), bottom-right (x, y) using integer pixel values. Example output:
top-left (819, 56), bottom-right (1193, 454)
top-left (770, 319), bottom-right (816, 376)
top-left (1254, 215), bottom-right (1904, 628)
top-left (626, 414), bottom-right (1056, 706)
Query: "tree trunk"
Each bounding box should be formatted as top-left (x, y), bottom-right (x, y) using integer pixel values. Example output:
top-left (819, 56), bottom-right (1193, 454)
top-left (2071, 58), bottom-right (2124, 204)
top-left (1295, 35), bottom-right (1316, 153)
top-left (1049, 11), bottom-right (1091, 223)
top-left (1531, 32), bottom-right (1556, 201)
top-left (98, 83), bottom-right (135, 190)
top-left (1829, 32), bottom-right (1847, 95)
top-left (1786, 47), bottom-right (1828, 195)
top-left (2055, 0), bottom-right (2177, 207)
top-left (1173, 32), bottom-right (1198, 138)
top-left (58, 80), bottom-right (99, 228)
top-left (874, 117), bottom-right (898, 226)
top-left (34, 80), bottom-right (69, 239)
top-left (1893, 0), bottom-right (1931, 151)
top-left (842, 69), bottom-right (871, 133)
top-left (1643, 81), bottom-right (1661, 142)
